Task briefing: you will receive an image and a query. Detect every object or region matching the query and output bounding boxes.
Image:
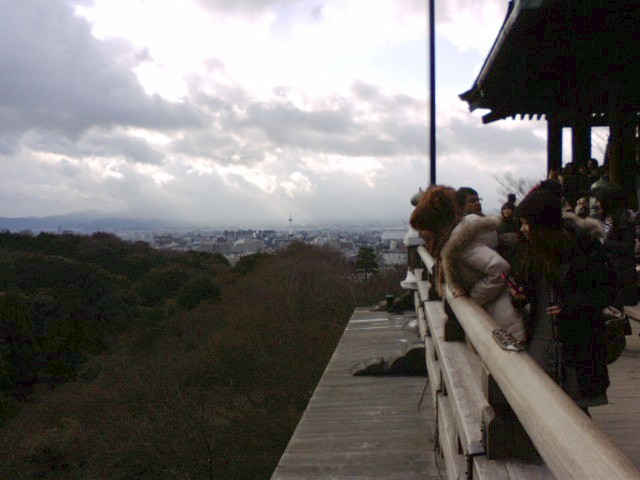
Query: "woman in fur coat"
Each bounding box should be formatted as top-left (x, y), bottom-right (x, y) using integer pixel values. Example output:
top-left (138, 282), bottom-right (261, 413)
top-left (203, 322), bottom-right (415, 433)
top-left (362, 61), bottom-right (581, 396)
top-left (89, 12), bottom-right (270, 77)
top-left (410, 185), bottom-right (526, 341)
top-left (514, 189), bottom-right (610, 412)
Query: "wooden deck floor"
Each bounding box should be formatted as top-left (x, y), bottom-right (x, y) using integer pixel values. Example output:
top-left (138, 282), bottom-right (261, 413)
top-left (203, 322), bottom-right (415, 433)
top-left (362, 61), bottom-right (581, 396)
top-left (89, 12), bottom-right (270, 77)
top-left (591, 316), bottom-right (640, 470)
top-left (271, 308), bottom-right (439, 479)
top-left (272, 308), bottom-right (640, 479)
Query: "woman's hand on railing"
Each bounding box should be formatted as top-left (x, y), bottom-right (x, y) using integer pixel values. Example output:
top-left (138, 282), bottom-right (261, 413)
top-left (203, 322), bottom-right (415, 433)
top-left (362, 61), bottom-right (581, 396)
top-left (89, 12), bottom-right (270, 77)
top-left (452, 288), bottom-right (467, 298)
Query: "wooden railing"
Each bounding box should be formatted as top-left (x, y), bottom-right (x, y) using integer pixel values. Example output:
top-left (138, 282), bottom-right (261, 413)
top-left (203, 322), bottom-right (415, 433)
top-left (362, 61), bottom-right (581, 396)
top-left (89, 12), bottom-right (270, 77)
top-left (413, 245), bottom-right (640, 480)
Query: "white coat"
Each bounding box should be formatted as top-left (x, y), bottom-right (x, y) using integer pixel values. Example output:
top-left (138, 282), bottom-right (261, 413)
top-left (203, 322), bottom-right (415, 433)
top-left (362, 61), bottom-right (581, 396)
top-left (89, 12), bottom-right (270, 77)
top-left (441, 214), bottom-right (526, 341)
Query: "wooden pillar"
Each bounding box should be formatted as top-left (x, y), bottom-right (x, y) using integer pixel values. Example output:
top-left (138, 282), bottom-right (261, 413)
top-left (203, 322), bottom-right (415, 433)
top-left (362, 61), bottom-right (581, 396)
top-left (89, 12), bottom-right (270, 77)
top-left (547, 116), bottom-right (562, 174)
top-left (609, 110), bottom-right (636, 206)
top-left (572, 119), bottom-right (590, 166)
top-left (636, 123), bottom-right (640, 210)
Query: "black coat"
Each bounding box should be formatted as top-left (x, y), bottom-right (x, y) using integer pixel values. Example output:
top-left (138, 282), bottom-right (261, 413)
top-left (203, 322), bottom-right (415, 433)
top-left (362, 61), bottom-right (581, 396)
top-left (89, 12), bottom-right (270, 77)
top-left (520, 214), bottom-right (610, 406)
top-left (603, 210), bottom-right (638, 308)
top-left (558, 219), bottom-right (610, 403)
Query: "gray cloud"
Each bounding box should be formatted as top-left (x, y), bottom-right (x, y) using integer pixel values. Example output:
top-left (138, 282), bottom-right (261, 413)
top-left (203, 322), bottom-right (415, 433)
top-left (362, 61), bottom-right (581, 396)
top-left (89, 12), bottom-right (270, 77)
top-left (0, 0), bottom-right (538, 226)
top-left (439, 118), bottom-right (545, 159)
top-left (59, 159), bottom-right (83, 178)
top-left (83, 132), bottom-right (166, 165)
top-left (239, 87), bottom-right (427, 158)
top-left (0, 136), bottom-right (20, 155)
top-left (0, 0), bottom-right (203, 138)
top-left (16, 130), bottom-right (165, 166)
top-left (193, 0), bottom-right (305, 15)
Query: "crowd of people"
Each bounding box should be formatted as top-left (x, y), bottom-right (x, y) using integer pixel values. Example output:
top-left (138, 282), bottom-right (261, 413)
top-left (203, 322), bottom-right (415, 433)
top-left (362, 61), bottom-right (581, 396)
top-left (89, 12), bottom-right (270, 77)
top-left (410, 168), bottom-right (639, 416)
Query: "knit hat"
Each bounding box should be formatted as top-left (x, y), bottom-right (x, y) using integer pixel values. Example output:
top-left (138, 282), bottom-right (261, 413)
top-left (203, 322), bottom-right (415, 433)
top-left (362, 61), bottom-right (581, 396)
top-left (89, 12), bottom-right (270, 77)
top-left (523, 179), bottom-right (563, 201)
top-left (538, 179), bottom-right (563, 200)
top-left (591, 182), bottom-right (624, 203)
top-left (516, 189), bottom-right (563, 229)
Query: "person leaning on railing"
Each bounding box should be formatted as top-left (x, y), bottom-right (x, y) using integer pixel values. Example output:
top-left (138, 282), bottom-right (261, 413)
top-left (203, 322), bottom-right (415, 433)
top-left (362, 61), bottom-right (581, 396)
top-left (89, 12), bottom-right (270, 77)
top-left (512, 187), bottom-right (610, 416)
top-left (410, 185), bottom-right (526, 341)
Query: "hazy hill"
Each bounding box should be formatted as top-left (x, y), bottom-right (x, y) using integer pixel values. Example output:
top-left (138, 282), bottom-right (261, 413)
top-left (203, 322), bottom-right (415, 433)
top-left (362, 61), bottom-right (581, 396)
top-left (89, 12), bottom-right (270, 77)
top-left (0, 210), bottom-right (194, 233)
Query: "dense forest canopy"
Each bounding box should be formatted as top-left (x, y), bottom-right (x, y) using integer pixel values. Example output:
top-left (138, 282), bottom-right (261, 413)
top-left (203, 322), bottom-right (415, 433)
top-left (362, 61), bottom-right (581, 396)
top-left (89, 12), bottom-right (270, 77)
top-left (0, 230), bottom-right (403, 479)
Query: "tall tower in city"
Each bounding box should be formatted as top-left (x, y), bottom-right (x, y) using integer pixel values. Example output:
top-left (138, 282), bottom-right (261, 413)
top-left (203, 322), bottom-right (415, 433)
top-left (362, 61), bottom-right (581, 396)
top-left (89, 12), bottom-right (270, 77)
top-left (288, 213), bottom-right (293, 237)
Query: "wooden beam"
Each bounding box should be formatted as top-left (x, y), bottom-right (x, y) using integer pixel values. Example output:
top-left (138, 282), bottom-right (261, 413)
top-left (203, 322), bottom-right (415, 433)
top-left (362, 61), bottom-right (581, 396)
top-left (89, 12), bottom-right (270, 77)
top-left (609, 110), bottom-right (636, 196)
top-left (572, 119), bottom-right (591, 166)
top-left (547, 116), bottom-right (562, 173)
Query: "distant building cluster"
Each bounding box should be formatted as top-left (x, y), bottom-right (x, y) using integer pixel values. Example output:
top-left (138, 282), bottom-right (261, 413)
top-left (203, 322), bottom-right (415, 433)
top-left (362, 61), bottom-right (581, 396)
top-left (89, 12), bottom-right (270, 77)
top-left (118, 225), bottom-right (409, 266)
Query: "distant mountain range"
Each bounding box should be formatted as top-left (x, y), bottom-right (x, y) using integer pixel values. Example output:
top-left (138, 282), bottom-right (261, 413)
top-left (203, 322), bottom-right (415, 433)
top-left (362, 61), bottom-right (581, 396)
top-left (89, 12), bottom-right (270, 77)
top-left (0, 210), bottom-right (193, 233)
top-left (0, 211), bottom-right (409, 234)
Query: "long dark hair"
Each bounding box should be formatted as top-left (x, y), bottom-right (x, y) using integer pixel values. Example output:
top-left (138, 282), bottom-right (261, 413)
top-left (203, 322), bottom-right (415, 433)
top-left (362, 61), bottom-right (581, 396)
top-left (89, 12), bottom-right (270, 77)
top-left (516, 224), bottom-right (574, 280)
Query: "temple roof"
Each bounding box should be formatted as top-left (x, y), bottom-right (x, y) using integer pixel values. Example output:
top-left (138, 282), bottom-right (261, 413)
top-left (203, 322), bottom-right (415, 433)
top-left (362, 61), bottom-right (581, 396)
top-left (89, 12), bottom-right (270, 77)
top-left (459, 0), bottom-right (640, 124)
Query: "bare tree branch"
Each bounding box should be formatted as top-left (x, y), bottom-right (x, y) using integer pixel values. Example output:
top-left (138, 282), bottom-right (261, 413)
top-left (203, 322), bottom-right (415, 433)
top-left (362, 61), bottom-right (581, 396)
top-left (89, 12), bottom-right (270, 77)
top-left (492, 172), bottom-right (542, 203)
top-left (592, 127), bottom-right (610, 161)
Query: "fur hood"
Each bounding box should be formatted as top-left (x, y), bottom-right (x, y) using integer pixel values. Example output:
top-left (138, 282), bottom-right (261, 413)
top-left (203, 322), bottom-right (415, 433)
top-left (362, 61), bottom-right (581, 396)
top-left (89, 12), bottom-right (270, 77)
top-left (441, 215), bottom-right (500, 260)
top-left (562, 211), bottom-right (604, 242)
top-left (440, 214), bottom-right (502, 293)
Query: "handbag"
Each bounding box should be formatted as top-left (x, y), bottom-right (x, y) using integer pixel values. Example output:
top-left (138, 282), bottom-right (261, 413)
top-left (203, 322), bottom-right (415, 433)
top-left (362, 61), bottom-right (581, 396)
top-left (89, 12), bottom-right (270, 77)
top-left (602, 306), bottom-right (632, 364)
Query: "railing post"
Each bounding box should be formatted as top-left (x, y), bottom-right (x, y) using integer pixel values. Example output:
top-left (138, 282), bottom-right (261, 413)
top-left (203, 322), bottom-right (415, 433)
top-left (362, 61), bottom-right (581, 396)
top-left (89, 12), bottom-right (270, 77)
top-left (480, 365), bottom-right (535, 459)
top-left (443, 298), bottom-right (465, 341)
top-left (417, 246), bottom-right (439, 301)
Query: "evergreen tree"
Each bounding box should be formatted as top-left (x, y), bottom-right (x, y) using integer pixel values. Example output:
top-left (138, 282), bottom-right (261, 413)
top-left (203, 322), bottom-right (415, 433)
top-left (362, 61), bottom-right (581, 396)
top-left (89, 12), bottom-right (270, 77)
top-left (355, 246), bottom-right (379, 281)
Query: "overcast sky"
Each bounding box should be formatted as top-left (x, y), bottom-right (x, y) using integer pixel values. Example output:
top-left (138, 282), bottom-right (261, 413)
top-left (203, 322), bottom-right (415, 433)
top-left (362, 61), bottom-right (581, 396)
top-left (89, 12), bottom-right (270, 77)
top-left (1, 0), bottom-right (571, 228)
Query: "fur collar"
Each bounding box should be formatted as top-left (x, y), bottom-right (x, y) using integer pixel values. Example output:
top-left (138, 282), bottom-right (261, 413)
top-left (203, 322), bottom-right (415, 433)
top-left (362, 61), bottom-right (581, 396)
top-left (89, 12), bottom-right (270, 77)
top-left (440, 214), bottom-right (501, 291)
top-left (562, 211), bottom-right (604, 241)
top-left (441, 215), bottom-right (501, 261)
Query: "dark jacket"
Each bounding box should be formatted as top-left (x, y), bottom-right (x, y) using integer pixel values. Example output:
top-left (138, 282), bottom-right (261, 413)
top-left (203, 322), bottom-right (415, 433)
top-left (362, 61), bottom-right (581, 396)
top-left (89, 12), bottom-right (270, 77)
top-left (603, 209), bottom-right (638, 308)
top-left (519, 213), bottom-right (610, 405)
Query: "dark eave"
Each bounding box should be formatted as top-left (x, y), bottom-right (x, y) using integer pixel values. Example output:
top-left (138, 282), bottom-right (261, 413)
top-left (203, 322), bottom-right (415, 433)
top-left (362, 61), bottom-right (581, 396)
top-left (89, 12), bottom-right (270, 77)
top-left (459, 0), bottom-right (640, 124)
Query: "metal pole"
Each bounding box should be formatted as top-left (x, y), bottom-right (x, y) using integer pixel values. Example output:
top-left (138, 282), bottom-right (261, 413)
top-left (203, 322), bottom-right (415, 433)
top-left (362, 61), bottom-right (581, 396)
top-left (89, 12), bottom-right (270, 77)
top-left (429, 0), bottom-right (436, 185)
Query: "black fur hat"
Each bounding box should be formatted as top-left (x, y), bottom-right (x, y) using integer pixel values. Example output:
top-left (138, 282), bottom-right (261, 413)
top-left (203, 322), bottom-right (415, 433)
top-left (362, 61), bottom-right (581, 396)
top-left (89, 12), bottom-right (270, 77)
top-left (516, 189), bottom-right (563, 229)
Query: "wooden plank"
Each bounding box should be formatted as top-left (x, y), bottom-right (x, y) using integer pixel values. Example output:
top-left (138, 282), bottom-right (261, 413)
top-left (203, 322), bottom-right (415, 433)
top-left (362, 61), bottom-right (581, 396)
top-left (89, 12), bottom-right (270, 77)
top-left (422, 302), bottom-right (444, 392)
top-left (503, 461), bottom-right (554, 480)
top-left (473, 456), bottom-right (510, 480)
top-left (472, 427), bottom-right (555, 480)
top-left (437, 394), bottom-right (468, 480)
top-left (591, 320), bottom-right (640, 471)
top-left (271, 309), bottom-right (439, 480)
top-left (416, 279), bottom-right (431, 307)
top-left (415, 292), bottom-right (427, 340)
top-left (423, 299), bottom-right (487, 457)
top-left (424, 334), bottom-right (441, 408)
